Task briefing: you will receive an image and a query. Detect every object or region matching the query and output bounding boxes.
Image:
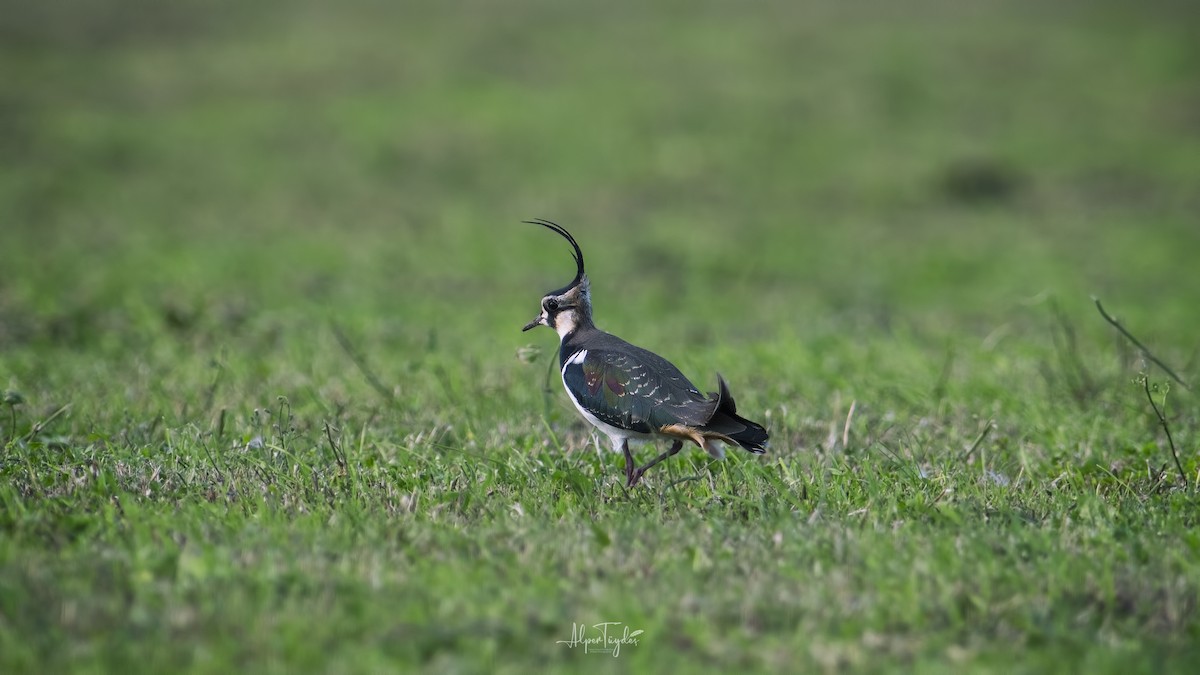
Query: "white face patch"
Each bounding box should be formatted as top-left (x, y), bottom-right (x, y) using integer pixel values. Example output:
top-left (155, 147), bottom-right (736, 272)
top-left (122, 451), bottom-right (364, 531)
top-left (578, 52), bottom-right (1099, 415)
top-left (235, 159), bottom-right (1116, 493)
top-left (536, 280), bottom-right (591, 340)
top-left (552, 308), bottom-right (579, 339)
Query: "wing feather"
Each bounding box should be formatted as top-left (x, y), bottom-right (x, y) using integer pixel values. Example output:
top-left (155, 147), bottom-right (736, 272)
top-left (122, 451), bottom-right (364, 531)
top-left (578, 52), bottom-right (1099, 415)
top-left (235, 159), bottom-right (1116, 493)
top-left (562, 347), bottom-right (715, 433)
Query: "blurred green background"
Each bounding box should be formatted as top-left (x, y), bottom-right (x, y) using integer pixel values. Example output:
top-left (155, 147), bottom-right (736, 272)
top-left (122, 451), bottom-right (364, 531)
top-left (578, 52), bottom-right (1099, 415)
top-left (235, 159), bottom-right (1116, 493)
top-left (4, 0), bottom-right (1197, 343)
top-left (2, 0), bottom-right (1199, 672)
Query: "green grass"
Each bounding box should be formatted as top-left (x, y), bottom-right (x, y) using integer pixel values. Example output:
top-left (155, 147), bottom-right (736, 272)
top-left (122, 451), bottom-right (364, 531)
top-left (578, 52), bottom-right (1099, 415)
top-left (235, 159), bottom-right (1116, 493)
top-left (3, 0), bottom-right (1200, 672)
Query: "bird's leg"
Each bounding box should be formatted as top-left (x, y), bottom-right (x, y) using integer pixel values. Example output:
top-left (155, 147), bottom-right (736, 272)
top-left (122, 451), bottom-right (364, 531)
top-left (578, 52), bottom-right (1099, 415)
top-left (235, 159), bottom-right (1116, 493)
top-left (630, 440), bottom-right (684, 487)
top-left (621, 439), bottom-right (637, 487)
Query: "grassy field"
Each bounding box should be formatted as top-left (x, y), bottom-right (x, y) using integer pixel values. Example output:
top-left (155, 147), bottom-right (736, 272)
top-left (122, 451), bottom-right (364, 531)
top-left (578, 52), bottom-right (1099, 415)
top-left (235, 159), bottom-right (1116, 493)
top-left (3, 0), bottom-right (1199, 672)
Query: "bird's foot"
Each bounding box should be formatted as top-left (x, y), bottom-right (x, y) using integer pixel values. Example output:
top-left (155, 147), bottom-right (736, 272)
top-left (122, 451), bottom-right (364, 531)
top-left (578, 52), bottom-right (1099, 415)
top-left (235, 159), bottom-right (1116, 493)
top-left (622, 441), bottom-right (636, 487)
top-left (625, 440), bottom-right (683, 488)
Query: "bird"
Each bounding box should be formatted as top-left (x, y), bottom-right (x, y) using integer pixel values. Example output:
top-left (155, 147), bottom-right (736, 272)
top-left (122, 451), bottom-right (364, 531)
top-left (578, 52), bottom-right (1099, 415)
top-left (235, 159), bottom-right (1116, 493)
top-left (521, 218), bottom-right (768, 487)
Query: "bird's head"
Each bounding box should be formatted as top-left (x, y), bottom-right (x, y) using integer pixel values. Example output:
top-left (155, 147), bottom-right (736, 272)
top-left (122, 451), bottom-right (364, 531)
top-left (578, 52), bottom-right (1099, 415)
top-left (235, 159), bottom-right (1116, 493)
top-left (522, 219), bottom-right (594, 338)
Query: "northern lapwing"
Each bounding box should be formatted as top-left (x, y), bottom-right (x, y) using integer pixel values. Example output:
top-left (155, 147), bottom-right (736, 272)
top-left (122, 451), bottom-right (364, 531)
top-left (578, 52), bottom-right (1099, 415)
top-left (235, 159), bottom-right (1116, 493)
top-left (521, 219), bottom-right (768, 487)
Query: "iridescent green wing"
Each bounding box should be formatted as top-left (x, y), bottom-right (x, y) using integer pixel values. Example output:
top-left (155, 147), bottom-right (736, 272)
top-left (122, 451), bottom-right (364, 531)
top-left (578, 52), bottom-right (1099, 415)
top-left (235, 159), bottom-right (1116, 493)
top-left (562, 348), bottom-right (715, 433)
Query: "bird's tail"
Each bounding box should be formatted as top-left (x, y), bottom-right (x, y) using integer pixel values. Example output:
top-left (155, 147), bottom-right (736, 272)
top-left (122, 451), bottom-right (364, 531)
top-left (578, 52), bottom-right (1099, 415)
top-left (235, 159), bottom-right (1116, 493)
top-left (702, 374), bottom-right (769, 455)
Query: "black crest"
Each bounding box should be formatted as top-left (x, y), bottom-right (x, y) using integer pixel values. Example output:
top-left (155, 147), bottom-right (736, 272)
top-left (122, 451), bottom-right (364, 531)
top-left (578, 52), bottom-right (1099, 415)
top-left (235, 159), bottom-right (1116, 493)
top-left (525, 218), bottom-right (585, 294)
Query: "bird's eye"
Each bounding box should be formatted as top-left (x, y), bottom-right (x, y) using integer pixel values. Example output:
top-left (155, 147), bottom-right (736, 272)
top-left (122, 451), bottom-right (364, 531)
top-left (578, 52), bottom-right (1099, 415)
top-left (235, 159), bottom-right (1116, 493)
top-left (544, 298), bottom-right (559, 312)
